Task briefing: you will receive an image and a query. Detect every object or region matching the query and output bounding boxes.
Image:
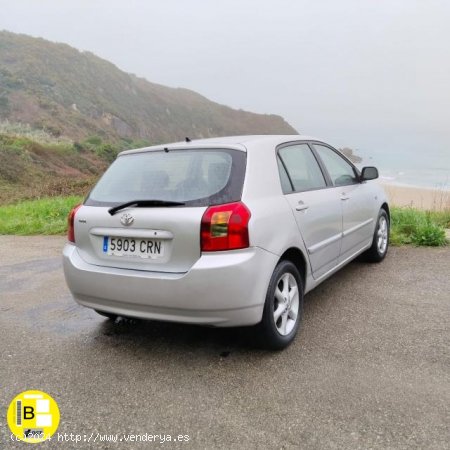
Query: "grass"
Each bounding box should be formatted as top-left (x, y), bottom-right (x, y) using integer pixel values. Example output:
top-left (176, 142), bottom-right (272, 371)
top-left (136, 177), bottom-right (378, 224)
top-left (0, 197), bottom-right (448, 246)
top-left (0, 120), bottom-right (73, 146)
top-left (390, 207), bottom-right (449, 246)
top-left (0, 196), bottom-right (83, 235)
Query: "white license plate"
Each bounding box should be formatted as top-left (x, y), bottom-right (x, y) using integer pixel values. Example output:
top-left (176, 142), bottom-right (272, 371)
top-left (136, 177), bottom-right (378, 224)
top-left (103, 236), bottom-right (164, 259)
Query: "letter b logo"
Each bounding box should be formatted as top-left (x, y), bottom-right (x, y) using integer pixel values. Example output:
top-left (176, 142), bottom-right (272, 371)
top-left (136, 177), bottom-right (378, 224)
top-left (7, 390), bottom-right (60, 443)
top-left (24, 406), bottom-right (35, 420)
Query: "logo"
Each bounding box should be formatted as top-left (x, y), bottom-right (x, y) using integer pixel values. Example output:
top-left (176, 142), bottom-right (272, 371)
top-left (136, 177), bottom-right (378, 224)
top-left (120, 213), bottom-right (134, 226)
top-left (7, 390), bottom-right (60, 443)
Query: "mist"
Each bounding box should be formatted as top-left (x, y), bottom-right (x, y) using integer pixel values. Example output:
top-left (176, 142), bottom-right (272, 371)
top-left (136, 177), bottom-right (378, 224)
top-left (1, 0), bottom-right (449, 161)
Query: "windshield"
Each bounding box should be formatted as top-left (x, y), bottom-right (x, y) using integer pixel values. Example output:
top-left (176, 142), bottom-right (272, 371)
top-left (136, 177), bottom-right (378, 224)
top-left (85, 148), bottom-right (246, 207)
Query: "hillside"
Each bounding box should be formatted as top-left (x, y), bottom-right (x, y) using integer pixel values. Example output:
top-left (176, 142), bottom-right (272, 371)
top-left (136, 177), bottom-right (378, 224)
top-left (0, 31), bottom-right (297, 142)
top-left (0, 125), bottom-right (108, 204)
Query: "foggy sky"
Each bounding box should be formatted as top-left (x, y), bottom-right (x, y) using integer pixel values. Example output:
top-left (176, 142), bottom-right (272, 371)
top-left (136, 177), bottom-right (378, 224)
top-left (1, 0), bottom-right (449, 160)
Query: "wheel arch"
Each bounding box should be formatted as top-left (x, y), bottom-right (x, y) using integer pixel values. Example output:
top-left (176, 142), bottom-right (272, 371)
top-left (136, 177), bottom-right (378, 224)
top-left (381, 202), bottom-right (390, 220)
top-left (278, 247), bottom-right (308, 289)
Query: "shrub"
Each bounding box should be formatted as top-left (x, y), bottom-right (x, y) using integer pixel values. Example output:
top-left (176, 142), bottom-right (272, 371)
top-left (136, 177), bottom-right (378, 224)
top-left (84, 135), bottom-right (102, 146)
top-left (95, 143), bottom-right (119, 162)
top-left (411, 223), bottom-right (447, 246)
top-left (390, 207), bottom-right (448, 247)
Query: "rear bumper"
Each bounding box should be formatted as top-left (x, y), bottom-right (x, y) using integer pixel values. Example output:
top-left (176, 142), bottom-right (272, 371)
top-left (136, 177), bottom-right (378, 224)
top-left (63, 244), bottom-right (277, 327)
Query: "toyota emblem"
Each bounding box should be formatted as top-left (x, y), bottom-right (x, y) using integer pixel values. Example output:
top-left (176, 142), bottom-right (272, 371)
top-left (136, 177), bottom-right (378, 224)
top-left (120, 213), bottom-right (134, 226)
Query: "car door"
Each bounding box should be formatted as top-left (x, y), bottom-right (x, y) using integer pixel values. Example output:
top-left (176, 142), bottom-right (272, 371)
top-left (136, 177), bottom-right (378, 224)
top-left (277, 143), bottom-right (342, 279)
top-left (312, 143), bottom-right (375, 262)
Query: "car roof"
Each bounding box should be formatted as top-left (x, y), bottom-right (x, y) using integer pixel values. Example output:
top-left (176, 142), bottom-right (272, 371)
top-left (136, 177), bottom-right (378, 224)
top-left (119, 135), bottom-right (325, 156)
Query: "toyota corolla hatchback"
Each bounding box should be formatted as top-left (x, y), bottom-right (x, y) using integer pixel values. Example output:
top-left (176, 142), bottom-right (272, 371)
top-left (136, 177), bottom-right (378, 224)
top-left (63, 135), bottom-right (389, 349)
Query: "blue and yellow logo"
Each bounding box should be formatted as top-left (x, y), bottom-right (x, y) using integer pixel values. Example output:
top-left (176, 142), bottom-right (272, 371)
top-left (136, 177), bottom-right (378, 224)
top-left (7, 390), bottom-right (60, 443)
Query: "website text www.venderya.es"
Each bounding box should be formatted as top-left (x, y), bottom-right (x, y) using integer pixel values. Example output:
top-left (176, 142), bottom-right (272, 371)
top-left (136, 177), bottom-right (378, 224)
top-left (11, 432), bottom-right (190, 444)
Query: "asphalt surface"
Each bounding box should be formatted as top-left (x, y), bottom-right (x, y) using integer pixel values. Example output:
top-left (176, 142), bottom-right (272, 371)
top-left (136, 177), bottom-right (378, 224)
top-left (0, 236), bottom-right (449, 449)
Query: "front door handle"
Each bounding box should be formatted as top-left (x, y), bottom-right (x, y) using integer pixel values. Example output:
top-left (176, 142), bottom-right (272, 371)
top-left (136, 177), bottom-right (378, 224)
top-left (340, 192), bottom-right (350, 201)
top-left (296, 201), bottom-right (309, 211)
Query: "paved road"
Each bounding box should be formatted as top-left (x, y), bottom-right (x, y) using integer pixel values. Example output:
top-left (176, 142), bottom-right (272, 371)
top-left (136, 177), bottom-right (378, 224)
top-left (0, 236), bottom-right (449, 449)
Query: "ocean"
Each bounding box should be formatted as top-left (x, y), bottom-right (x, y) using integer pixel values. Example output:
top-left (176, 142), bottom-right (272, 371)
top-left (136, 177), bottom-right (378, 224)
top-left (353, 147), bottom-right (450, 191)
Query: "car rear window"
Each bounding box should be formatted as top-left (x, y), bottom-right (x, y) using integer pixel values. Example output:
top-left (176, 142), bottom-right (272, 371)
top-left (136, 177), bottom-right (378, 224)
top-left (84, 148), bottom-right (246, 207)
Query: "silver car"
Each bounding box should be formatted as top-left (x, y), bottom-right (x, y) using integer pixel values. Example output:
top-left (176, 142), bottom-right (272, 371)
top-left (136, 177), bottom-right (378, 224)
top-left (63, 135), bottom-right (389, 349)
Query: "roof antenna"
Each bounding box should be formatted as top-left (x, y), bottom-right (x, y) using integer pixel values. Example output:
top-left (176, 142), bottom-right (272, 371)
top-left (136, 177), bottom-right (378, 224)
top-left (185, 137), bottom-right (191, 142)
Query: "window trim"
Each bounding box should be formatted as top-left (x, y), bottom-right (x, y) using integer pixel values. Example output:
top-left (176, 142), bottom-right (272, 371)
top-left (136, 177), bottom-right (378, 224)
top-left (277, 154), bottom-right (295, 194)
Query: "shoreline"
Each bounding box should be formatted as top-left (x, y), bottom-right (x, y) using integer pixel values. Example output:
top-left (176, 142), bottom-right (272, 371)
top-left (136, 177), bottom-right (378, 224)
top-left (378, 179), bottom-right (450, 192)
top-left (378, 181), bottom-right (449, 211)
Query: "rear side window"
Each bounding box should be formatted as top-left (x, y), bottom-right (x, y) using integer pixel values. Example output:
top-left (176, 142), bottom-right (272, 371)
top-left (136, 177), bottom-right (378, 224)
top-left (85, 149), bottom-right (246, 207)
top-left (277, 156), bottom-right (293, 194)
top-left (278, 144), bottom-right (327, 192)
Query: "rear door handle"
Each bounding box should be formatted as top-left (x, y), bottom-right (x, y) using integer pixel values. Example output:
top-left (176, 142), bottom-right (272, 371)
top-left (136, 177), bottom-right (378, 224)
top-left (340, 193), bottom-right (350, 201)
top-left (296, 201), bottom-right (309, 211)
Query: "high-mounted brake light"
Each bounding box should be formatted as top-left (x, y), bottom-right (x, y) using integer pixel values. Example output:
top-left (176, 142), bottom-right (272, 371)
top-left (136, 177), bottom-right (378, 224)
top-left (201, 202), bottom-right (251, 251)
top-left (67, 204), bottom-right (82, 243)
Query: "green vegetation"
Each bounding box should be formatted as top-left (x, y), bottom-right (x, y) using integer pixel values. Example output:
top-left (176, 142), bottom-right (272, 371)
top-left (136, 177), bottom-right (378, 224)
top-left (81, 134), bottom-right (151, 162)
top-left (0, 128), bottom-right (106, 204)
top-left (0, 125), bottom-right (156, 204)
top-left (0, 196), bottom-right (83, 235)
top-left (0, 121), bottom-right (73, 145)
top-left (1, 197), bottom-right (448, 247)
top-left (390, 207), bottom-right (449, 246)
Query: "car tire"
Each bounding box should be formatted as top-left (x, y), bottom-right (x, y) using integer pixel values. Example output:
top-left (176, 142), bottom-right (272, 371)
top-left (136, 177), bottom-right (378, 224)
top-left (364, 208), bottom-right (389, 263)
top-left (94, 310), bottom-right (118, 320)
top-left (257, 260), bottom-right (304, 350)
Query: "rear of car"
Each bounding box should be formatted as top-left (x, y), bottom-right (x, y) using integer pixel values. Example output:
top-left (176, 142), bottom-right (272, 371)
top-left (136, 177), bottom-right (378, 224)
top-left (64, 136), bottom-right (390, 350)
top-left (63, 144), bottom-right (278, 326)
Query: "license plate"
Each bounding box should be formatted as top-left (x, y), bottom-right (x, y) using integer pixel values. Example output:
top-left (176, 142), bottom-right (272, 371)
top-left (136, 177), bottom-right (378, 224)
top-left (102, 236), bottom-right (164, 259)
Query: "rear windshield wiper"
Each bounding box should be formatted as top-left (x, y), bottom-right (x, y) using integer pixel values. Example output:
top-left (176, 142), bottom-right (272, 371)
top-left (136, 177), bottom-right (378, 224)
top-left (108, 199), bottom-right (185, 216)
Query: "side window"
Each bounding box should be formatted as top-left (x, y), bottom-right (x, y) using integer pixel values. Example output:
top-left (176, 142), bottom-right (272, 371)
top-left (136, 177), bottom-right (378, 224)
top-left (313, 144), bottom-right (358, 186)
top-left (278, 144), bottom-right (327, 192)
top-left (277, 156), bottom-right (293, 193)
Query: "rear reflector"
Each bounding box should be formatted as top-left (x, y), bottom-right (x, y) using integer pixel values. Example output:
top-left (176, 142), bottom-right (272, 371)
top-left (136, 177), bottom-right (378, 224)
top-left (67, 204), bottom-right (82, 243)
top-left (201, 202), bottom-right (251, 251)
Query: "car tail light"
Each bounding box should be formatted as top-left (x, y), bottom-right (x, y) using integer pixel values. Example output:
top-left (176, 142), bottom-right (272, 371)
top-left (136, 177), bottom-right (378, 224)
top-left (201, 202), bottom-right (251, 251)
top-left (67, 204), bottom-right (82, 243)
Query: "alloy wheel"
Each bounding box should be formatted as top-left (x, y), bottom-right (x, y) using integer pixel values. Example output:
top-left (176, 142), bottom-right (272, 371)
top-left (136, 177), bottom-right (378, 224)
top-left (273, 273), bottom-right (299, 336)
top-left (377, 215), bottom-right (388, 255)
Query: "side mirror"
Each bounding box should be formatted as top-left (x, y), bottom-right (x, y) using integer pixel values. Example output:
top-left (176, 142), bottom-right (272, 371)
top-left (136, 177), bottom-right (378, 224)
top-left (360, 166), bottom-right (379, 181)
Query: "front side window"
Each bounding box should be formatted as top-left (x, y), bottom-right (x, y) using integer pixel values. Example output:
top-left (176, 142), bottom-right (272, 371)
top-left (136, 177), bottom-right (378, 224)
top-left (278, 144), bottom-right (327, 192)
top-left (313, 144), bottom-right (359, 186)
top-left (85, 149), bottom-right (246, 207)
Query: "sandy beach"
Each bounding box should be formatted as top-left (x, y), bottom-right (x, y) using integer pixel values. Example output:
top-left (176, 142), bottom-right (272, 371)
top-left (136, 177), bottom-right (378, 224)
top-left (379, 182), bottom-right (450, 211)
